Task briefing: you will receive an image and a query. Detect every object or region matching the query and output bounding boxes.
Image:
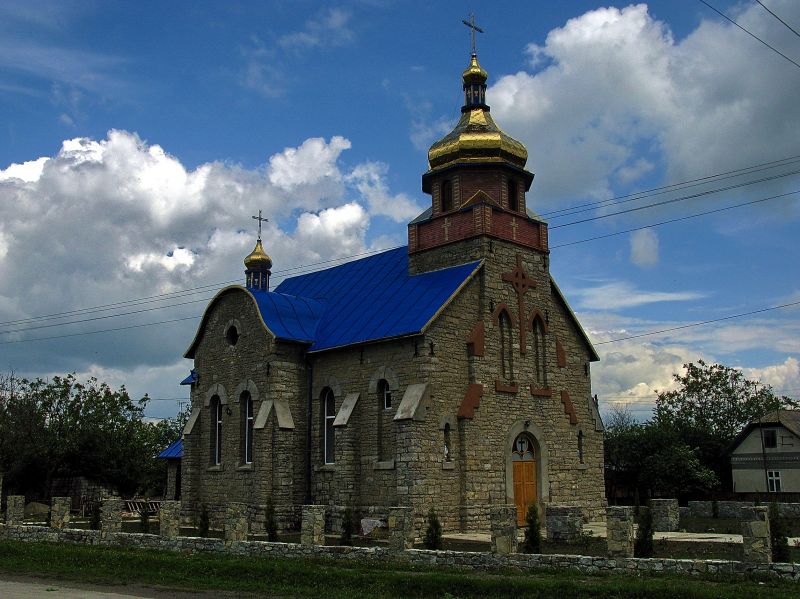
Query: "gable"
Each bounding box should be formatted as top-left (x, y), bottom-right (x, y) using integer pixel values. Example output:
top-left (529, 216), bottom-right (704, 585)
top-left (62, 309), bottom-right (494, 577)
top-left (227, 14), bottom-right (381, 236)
top-left (549, 277), bottom-right (599, 362)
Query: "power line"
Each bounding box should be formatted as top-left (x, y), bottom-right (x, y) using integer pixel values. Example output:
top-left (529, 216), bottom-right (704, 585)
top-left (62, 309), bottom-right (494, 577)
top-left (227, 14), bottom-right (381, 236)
top-left (698, 0), bottom-right (800, 70)
top-left (594, 300), bottom-right (800, 346)
top-left (755, 1), bottom-right (800, 40)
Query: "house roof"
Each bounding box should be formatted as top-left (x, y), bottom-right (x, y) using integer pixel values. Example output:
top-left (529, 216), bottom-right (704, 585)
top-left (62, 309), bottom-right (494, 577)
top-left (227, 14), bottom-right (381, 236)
top-left (726, 409), bottom-right (800, 453)
top-left (184, 247), bottom-right (482, 357)
top-left (157, 438), bottom-right (183, 459)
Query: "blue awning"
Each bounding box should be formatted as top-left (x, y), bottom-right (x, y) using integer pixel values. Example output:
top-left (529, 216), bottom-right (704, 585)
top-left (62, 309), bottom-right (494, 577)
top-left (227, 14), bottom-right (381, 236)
top-left (179, 369), bottom-right (197, 385)
top-left (157, 438), bottom-right (182, 459)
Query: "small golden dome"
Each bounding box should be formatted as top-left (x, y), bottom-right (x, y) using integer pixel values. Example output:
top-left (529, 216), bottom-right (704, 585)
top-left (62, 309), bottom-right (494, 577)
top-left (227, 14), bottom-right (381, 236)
top-left (244, 239), bottom-right (272, 271)
top-left (462, 53), bottom-right (488, 84)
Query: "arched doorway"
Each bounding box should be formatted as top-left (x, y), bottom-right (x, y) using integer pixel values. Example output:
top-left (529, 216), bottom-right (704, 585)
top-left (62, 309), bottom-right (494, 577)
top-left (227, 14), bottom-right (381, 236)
top-left (511, 433), bottom-right (537, 526)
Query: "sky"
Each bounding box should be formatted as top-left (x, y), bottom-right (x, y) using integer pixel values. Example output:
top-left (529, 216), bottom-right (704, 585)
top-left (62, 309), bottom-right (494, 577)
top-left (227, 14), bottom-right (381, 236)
top-left (0, 0), bottom-right (799, 422)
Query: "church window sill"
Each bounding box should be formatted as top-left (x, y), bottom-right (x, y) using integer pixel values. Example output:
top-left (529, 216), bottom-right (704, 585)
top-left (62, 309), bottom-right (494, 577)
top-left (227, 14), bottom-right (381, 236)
top-left (495, 380), bottom-right (519, 394)
top-left (315, 464), bottom-right (336, 473)
top-left (237, 464), bottom-right (254, 472)
top-left (206, 465), bottom-right (223, 472)
top-left (374, 459), bottom-right (396, 470)
top-left (530, 387), bottom-right (552, 398)
top-left (442, 461), bottom-right (455, 470)
top-left (577, 463), bottom-right (589, 471)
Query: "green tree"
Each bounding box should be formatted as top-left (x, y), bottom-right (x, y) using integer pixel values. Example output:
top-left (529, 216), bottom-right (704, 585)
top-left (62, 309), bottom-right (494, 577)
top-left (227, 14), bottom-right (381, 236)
top-left (634, 506), bottom-right (654, 558)
top-left (521, 503), bottom-right (541, 553)
top-left (654, 360), bottom-right (797, 487)
top-left (423, 509), bottom-right (443, 550)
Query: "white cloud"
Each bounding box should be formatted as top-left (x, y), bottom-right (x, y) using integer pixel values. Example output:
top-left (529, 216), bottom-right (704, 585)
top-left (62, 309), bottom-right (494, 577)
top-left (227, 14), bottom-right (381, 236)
top-left (278, 8), bottom-right (354, 51)
top-left (268, 136), bottom-right (350, 192)
top-left (744, 357), bottom-right (800, 399)
top-left (629, 228), bottom-right (659, 267)
top-left (347, 162), bottom-right (422, 222)
top-left (0, 156), bottom-right (49, 182)
top-left (489, 1), bottom-right (800, 208)
top-left (572, 280), bottom-right (703, 311)
top-left (294, 203), bottom-right (368, 260)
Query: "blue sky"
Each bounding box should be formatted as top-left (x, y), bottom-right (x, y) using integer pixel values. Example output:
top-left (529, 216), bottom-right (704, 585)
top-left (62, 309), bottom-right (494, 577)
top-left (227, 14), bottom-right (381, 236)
top-left (1, 1), bottom-right (798, 420)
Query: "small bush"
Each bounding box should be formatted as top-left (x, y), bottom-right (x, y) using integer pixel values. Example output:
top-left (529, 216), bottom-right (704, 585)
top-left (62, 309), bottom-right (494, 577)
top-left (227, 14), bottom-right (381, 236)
top-left (265, 499), bottom-right (278, 542)
top-left (634, 506), bottom-right (654, 558)
top-left (711, 499), bottom-right (719, 519)
top-left (139, 505), bottom-right (150, 534)
top-left (769, 502), bottom-right (790, 563)
top-left (423, 509), bottom-right (443, 550)
top-left (340, 507), bottom-right (355, 546)
top-left (522, 504), bottom-right (541, 553)
top-left (89, 501), bottom-right (101, 530)
top-left (198, 504), bottom-right (210, 538)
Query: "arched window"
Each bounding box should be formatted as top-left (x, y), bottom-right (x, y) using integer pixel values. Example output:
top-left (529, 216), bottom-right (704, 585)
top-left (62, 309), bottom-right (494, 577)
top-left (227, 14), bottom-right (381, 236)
top-left (210, 395), bottom-right (222, 465)
top-left (377, 379), bottom-right (391, 461)
top-left (441, 179), bottom-right (453, 212)
top-left (444, 423), bottom-right (452, 462)
top-left (507, 178), bottom-right (518, 211)
top-left (499, 310), bottom-right (514, 383)
top-left (241, 391), bottom-right (254, 465)
top-left (322, 388), bottom-right (335, 464)
top-left (532, 316), bottom-right (547, 387)
top-left (512, 434), bottom-right (535, 461)
top-left (577, 429), bottom-right (584, 464)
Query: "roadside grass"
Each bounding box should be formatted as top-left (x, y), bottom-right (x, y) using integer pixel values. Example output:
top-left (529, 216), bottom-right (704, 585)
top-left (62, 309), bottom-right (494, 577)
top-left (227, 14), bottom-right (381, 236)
top-left (0, 540), bottom-right (797, 598)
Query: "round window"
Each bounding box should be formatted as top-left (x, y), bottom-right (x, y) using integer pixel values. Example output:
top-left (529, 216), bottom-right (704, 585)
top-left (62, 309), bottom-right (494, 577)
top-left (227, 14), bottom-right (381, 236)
top-left (226, 325), bottom-right (239, 346)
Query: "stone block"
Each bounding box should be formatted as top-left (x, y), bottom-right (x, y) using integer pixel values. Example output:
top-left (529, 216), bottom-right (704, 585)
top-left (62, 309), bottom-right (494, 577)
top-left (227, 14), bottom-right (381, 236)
top-left (388, 506), bottom-right (414, 551)
top-left (159, 501), bottom-right (181, 539)
top-left (100, 498), bottom-right (123, 538)
top-left (6, 495), bottom-right (25, 525)
top-left (301, 505), bottom-right (326, 546)
top-left (490, 505), bottom-right (518, 554)
top-left (606, 506), bottom-right (634, 558)
top-left (50, 497), bottom-right (71, 530)
top-left (225, 502), bottom-right (249, 544)
top-left (546, 505), bottom-right (582, 542)
top-left (742, 506), bottom-right (771, 564)
top-left (651, 499), bottom-right (679, 532)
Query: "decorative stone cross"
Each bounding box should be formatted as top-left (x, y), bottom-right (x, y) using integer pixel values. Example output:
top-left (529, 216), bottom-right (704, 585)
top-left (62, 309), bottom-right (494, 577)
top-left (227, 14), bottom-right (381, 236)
top-left (462, 13), bottom-right (484, 55)
top-left (501, 254), bottom-right (537, 355)
top-left (442, 217), bottom-right (451, 241)
top-left (252, 210), bottom-right (268, 241)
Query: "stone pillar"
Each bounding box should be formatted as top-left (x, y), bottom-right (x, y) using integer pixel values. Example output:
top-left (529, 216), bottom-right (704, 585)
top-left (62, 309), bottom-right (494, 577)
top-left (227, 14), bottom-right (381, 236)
top-left (100, 498), bottom-right (123, 539)
top-left (606, 506), bottom-right (635, 558)
top-left (6, 495), bottom-right (25, 525)
top-left (388, 506), bottom-right (414, 551)
top-left (650, 499), bottom-right (679, 532)
top-left (159, 500), bottom-right (181, 539)
top-left (301, 505), bottom-right (326, 546)
top-left (50, 497), bottom-right (71, 530)
top-left (545, 505), bottom-right (582, 542)
top-left (225, 502), bottom-right (249, 544)
top-left (742, 506), bottom-right (771, 563)
top-left (490, 505), bottom-right (518, 554)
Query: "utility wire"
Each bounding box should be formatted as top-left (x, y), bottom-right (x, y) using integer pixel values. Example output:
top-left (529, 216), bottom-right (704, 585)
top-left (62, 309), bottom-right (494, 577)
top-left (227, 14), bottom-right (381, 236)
top-left (698, 0), bottom-right (800, 70)
top-left (755, 0), bottom-right (800, 39)
top-left (0, 316), bottom-right (199, 345)
top-left (594, 300), bottom-right (800, 345)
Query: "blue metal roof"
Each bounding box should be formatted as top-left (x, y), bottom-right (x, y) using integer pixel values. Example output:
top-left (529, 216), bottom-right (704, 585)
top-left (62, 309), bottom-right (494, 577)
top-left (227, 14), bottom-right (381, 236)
top-left (250, 290), bottom-right (325, 343)
top-left (274, 246), bottom-right (481, 352)
top-left (179, 369), bottom-right (197, 385)
top-left (157, 438), bottom-right (182, 459)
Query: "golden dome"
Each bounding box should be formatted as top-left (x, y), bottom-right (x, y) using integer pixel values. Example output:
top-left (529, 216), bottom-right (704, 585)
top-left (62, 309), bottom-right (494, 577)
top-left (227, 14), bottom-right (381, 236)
top-left (244, 239), bottom-right (272, 271)
top-left (427, 54), bottom-right (528, 171)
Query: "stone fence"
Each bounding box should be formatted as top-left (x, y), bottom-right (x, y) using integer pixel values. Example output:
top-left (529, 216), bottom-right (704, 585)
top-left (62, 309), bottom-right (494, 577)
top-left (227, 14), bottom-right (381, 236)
top-left (1, 496), bottom-right (796, 582)
top-left (685, 501), bottom-right (800, 520)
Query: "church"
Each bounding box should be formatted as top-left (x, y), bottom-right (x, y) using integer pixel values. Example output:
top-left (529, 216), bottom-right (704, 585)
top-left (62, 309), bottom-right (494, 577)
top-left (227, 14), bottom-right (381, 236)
top-left (177, 49), bottom-right (606, 533)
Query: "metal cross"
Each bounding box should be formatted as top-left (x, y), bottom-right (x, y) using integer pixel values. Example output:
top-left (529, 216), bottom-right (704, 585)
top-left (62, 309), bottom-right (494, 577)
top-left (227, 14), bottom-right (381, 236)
top-left (462, 13), bottom-right (484, 55)
top-left (251, 210), bottom-right (268, 241)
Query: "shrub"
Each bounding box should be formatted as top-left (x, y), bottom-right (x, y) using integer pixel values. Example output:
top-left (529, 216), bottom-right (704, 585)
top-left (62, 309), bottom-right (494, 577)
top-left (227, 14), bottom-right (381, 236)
top-left (89, 501), bottom-right (101, 530)
top-left (522, 503), bottom-right (541, 553)
top-left (423, 509), bottom-right (443, 550)
top-left (711, 499), bottom-right (719, 519)
top-left (265, 499), bottom-right (278, 542)
top-left (139, 504), bottom-right (150, 534)
top-left (340, 507), bottom-right (355, 546)
top-left (634, 506), bottom-right (654, 558)
top-left (198, 504), bottom-right (210, 538)
top-left (769, 502), bottom-right (790, 563)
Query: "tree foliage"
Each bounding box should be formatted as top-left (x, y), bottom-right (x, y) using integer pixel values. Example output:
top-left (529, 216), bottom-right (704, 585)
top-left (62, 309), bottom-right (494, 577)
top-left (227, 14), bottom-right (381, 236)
top-left (0, 372), bottom-right (187, 499)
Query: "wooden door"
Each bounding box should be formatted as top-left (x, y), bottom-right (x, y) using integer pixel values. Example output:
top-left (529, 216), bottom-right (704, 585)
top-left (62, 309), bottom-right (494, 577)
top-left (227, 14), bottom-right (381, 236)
top-left (513, 460), bottom-right (537, 525)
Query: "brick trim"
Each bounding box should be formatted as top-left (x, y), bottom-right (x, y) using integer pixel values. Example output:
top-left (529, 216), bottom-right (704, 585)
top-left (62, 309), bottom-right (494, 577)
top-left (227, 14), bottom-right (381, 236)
top-left (560, 390), bottom-right (578, 425)
top-left (466, 321), bottom-right (485, 356)
top-left (530, 386), bottom-right (552, 397)
top-left (495, 380), bottom-right (519, 394)
top-left (527, 309), bottom-right (549, 334)
top-left (491, 303), bottom-right (516, 327)
top-left (556, 339), bottom-right (567, 368)
top-left (457, 383), bottom-right (484, 419)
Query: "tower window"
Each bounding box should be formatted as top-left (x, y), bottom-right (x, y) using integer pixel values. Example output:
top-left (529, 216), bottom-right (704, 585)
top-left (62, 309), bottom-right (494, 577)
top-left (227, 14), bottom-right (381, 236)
top-left (499, 310), bottom-right (514, 383)
top-left (242, 391), bottom-right (254, 465)
top-left (210, 395), bottom-right (222, 465)
top-left (532, 315), bottom-right (547, 387)
top-left (578, 429), bottom-right (584, 464)
top-left (508, 179), bottom-right (518, 211)
top-left (444, 423), bottom-right (452, 462)
top-left (441, 179), bottom-right (453, 212)
top-left (322, 388), bottom-right (336, 464)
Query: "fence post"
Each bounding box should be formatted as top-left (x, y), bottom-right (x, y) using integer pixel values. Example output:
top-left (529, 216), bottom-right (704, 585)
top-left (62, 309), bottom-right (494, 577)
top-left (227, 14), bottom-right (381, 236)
top-left (6, 495), bottom-right (25, 525)
top-left (490, 505), bottom-right (518, 554)
top-left (100, 498), bottom-right (123, 540)
top-left (225, 502), bottom-right (249, 545)
top-left (50, 497), bottom-right (71, 530)
top-left (388, 506), bottom-right (414, 551)
top-left (606, 506), bottom-right (635, 557)
top-left (301, 505), bottom-right (326, 546)
top-left (742, 506), bottom-right (771, 563)
top-left (159, 500), bottom-right (181, 539)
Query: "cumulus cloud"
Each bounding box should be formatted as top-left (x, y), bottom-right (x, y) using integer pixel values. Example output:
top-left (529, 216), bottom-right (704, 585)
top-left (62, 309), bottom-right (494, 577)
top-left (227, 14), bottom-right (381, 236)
top-left (489, 1), bottom-right (800, 208)
top-left (278, 8), bottom-right (354, 51)
top-left (629, 228), bottom-right (659, 267)
top-left (0, 129), bottom-right (411, 400)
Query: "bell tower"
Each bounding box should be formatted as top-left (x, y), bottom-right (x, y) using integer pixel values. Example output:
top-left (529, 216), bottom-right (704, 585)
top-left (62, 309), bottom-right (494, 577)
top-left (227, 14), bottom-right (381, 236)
top-left (407, 50), bottom-right (548, 274)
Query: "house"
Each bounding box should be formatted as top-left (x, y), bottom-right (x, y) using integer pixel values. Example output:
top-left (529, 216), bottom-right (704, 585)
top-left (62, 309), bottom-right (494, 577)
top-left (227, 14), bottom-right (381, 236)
top-left (729, 410), bottom-right (800, 494)
top-left (177, 51), bottom-right (606, 532)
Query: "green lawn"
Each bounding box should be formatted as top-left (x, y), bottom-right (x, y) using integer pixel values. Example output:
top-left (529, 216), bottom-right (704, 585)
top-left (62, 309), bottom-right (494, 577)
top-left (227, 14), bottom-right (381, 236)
top-left (0, 540), bottom-right (797, 598)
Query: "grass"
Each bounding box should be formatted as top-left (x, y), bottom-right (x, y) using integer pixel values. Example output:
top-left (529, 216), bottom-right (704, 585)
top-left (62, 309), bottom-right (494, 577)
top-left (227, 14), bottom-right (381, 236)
top-left (0, 540), bottom-right (798, 598)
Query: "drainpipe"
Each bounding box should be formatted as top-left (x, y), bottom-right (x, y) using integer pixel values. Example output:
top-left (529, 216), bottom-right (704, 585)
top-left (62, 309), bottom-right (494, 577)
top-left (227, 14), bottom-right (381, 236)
top-left (305, 355), bottom-right (313, 504)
